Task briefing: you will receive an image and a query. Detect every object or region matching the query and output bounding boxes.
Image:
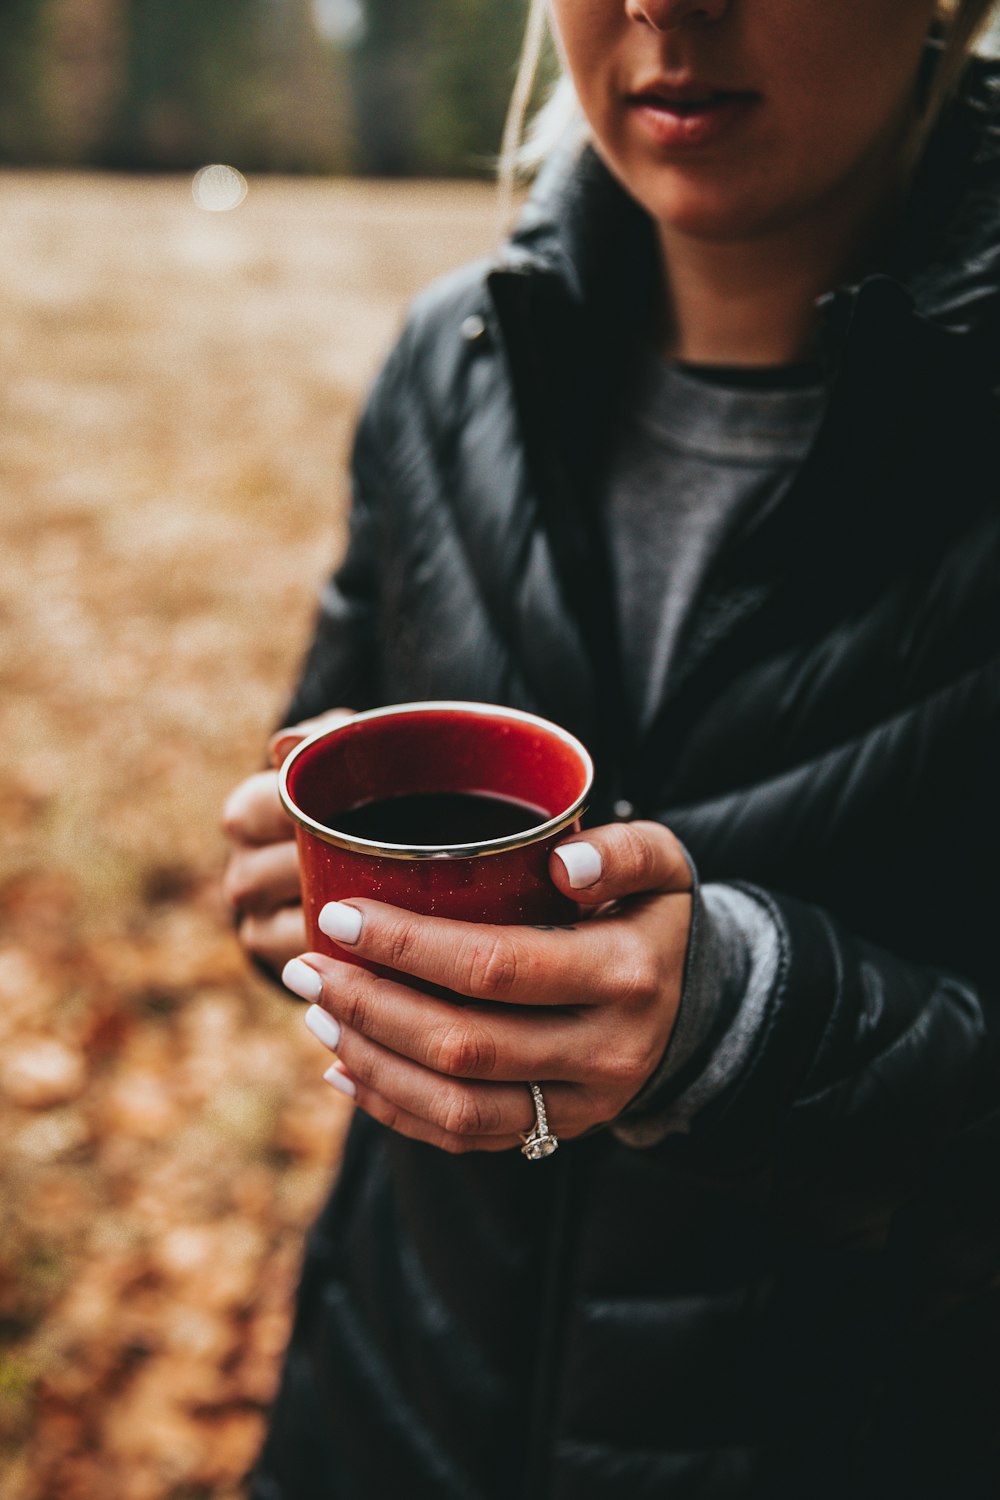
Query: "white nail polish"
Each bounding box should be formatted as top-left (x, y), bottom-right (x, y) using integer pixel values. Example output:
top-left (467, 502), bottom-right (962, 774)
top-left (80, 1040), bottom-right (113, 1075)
top-left (282, 957), bottom-right (323, 1001)
top-left (304, 1004), bottom-right (341, 1051)
top-left (318, 901), bottom-right (363, 945)
top-left (323, 1065), bottom-right (357, 1098)
top-left (554, 841), bottom-right (603, 889)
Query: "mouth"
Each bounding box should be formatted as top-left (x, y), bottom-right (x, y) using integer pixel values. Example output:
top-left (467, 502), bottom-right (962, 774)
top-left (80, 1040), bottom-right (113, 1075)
top-left (625, 83), bottom-right (760, 147)
top-left (628, 83), bottom-right (756, 112)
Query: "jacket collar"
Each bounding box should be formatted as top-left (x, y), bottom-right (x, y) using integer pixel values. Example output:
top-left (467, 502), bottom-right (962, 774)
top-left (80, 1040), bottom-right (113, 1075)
top-left (500, 52), bottom-right (1000, 356)
top-left (486, 52), bottom-right (1000, 799)
top-left (888, 50), bottom-right (1000, 333)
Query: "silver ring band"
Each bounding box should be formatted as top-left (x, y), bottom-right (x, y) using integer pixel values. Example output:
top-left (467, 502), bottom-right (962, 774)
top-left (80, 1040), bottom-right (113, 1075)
top-left (520, 1082), bottom-right (559, 1160)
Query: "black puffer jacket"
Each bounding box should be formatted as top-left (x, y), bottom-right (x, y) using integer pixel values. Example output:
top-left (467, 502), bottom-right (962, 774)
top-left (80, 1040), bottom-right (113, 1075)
top-left (253, 62), bottom-right (1000, 1500)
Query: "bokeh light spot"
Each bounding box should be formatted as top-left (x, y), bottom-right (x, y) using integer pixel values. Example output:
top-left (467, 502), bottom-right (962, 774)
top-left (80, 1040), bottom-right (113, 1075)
top-left (192, 164), bottom-right (248, 213)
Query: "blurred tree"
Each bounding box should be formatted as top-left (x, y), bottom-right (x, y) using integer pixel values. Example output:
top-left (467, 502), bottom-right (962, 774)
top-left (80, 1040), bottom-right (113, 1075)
top-left (103, 0), bottom-right (352, 171)
top-left (0, 0), bottom-right (545, 174)
top-left (257, 0), bottom-right (354, 172)
top-left (106, 0), bottom-right (254, 166)
top-left (352, 0), bottom-right (532, 177)
top-left (47, 0), bottom-right (127, 162)
top-left (350, 0), bottom-right (433, 176)
top-left (0, 0), bottom-right (57, 161)
top-left (419, 0), bottom-right (530, 175)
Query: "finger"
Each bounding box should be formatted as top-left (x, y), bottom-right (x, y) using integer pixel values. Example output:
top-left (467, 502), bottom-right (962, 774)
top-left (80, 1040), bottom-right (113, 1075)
top-left (335, 1076), bottom-right (522, 1155)
top-left (224, 841), bottom-right (301, 915)
top-left (269, 732), bottom-right (306, 772)
top-left (314, 1048), bottom-right (520, 1153)
top-left (268, 708), bottom-right (355, 770)
top-left (222, 771), bottom-right (291, 846)
top-left (310, 1010), bottom-right (590, 1141)
top-left (549, 820), bottom-right (692, 906)
top-left (288, 952), bottom-right (587, 1081)
top-left (312, 893), bottom-right (673, 1009)
top-left (239, 905), bottom-right (307, 973)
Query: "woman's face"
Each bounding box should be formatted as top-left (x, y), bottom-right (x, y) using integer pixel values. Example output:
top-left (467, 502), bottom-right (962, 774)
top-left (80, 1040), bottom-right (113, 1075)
top-left (548, 0), bottom-right (939, 243)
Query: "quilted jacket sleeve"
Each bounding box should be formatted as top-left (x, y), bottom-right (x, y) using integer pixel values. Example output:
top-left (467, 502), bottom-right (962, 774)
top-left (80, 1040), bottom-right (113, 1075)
top-left (281, 339), bottom-right (407, 727)
top-left (616, 879), bottom-right (1000, 1243)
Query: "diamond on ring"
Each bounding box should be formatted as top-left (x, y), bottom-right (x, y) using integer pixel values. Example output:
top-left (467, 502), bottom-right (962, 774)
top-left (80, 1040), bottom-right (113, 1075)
top-left (520, 1082), bottom-right (559, 1160)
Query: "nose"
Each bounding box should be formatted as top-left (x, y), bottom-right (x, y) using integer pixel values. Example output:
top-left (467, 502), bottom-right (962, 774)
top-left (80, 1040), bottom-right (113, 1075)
top-left (625, 0), bottom-right (728, 27)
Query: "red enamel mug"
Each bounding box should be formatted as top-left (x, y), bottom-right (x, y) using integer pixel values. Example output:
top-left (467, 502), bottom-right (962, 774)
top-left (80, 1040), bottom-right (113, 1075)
top-left (278, 701), bottom-right (594, 964)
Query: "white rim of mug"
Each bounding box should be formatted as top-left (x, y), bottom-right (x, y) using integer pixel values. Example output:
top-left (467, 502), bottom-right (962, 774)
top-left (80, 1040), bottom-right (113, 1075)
top-left (277, 700), bottom-right (594, 861)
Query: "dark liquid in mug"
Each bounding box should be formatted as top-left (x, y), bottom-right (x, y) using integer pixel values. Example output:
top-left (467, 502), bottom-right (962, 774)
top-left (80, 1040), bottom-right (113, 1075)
top-left (331, 790), bottom-right (548, 845)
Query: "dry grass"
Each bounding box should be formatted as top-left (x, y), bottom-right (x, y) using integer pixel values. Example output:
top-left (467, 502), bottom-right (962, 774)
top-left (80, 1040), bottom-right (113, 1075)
top-left (0, 169), bottom-right (500, 1500)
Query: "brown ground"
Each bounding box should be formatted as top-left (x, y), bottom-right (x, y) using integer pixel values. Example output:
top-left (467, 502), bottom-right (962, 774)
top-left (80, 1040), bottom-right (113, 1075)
top-left (0, 170), bottom-right (500, 1500)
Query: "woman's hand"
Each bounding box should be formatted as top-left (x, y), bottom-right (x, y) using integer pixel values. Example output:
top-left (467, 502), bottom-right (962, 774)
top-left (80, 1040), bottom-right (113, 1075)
top-left (282, 821), bottom-right (693, 1151)
top-left (221, 709), bottom-right (353, 974)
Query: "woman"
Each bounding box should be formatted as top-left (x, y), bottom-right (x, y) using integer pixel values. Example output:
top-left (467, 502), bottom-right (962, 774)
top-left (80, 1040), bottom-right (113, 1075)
top-left (224, 2), bottom-right (1000, 1495)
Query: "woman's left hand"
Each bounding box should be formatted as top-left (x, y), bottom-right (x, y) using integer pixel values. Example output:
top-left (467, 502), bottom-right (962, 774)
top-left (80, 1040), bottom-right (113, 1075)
top-left (282, 821), bottom-right (693, 1152)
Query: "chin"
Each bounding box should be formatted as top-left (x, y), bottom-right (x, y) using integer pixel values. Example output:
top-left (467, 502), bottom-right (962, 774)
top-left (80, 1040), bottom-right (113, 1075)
top-left (661, 194), bottom-right (811, 246)
top-left (601, 142), bottom-right (799, 245)
top-left (636, 173), bottom-right (783, 244)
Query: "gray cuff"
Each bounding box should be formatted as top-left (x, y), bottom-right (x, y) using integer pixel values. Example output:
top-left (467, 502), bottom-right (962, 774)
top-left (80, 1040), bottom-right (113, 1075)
top-left (612, 883), bottom-right (781, 1148)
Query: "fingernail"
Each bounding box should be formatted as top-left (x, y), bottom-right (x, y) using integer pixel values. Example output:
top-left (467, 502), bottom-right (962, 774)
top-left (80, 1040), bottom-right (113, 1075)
top-left (282, 957), bottom-right (323, 1001)
top-left (304, 1004), bottom-right (341, 1051)
top-left (323, 1064), bottom-right (357, 1098)
top-left (318, 901), bottom-right (363, 945)
top-left (554, 841), bottom-right (603, 889)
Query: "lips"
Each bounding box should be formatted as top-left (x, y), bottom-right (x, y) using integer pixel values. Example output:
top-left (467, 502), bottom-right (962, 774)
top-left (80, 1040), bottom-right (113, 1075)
top-left (636, 90), bottom-right (735, 112)
top-left (626, 84), bottom-right (759, 149)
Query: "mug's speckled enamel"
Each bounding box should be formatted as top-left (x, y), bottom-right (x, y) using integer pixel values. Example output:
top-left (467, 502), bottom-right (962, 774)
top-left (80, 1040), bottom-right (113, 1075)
top-left (279, 702), bottom-right (593, 967)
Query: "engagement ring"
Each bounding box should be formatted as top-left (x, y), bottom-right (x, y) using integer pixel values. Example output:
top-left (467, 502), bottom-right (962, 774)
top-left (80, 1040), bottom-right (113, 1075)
top-left (520, 1082), bottom-right (559, 1160)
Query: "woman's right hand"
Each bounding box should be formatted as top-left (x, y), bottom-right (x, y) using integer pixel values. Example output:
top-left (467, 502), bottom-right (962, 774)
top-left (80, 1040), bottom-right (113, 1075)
top-left (222, 709), bottom-right (354, 975)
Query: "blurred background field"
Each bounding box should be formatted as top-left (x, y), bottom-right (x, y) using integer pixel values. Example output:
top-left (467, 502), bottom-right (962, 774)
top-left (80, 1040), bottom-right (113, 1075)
top-left (0, 5), bottom-right (522, 1492)
top-left (0, 168), bottom-right (500, 1498)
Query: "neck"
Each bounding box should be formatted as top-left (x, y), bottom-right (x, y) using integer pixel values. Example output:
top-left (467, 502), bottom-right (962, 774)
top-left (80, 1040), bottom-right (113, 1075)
top-left (656, 120), bottom-right (918, 367)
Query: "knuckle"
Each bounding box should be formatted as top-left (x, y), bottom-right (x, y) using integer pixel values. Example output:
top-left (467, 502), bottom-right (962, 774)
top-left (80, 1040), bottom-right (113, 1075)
top-left (600, 1045), bottom-right (648, 1090)
top-left (441, 1087), bottom-right (489, 1138)
top-left (220, 801), bottom-right (246, 842)
top-left (616, 937), bottom-right (661, 1007)
top-left (374, 1097), bottom-right (405, 1135)
top-left (649, 823), bottom-right (687, 887)
top-left (430, 1021), bottom-right (497, 1079)
top-left (616, 823), bottom-right (658, 887)
top-left (238, 912), bottom-right (274, 960)
top-left (238, 914), bottom-right (265, 958)
top-left (336, 972), bottom-right (372, 1033)
top-left (221, 773), bottom-right (272, 839)
top-left (222, 857), bottom-right (252, 911)
top-left (385, 918), bottom-right (420, 975)
top-left (441, 1132), bottom-right (472, 1155)
top-left (462, 931), bottom-right (519, 999)
top-left (588, 1088), bottom-right (626, 1128)
top-left (627, 960), bottom-right (661, 1009)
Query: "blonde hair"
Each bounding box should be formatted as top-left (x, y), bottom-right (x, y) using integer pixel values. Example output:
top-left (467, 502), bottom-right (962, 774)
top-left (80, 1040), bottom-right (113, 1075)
top-left (927, 0), bottom-right (1000, 118)
top-left (499, 0), bottom-right (1000, 203)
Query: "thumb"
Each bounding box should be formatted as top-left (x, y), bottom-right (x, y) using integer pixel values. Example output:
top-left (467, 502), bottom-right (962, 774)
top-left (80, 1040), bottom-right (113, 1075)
top-left (548, 820), bottom-right (692, 906)
top-left (268, 708), bottom-right (355, 770)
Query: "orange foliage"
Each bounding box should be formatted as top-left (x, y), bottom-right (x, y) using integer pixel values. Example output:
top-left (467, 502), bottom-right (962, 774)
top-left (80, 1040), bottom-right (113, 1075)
top-left (0, 171), bottom-right (498, 1498)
